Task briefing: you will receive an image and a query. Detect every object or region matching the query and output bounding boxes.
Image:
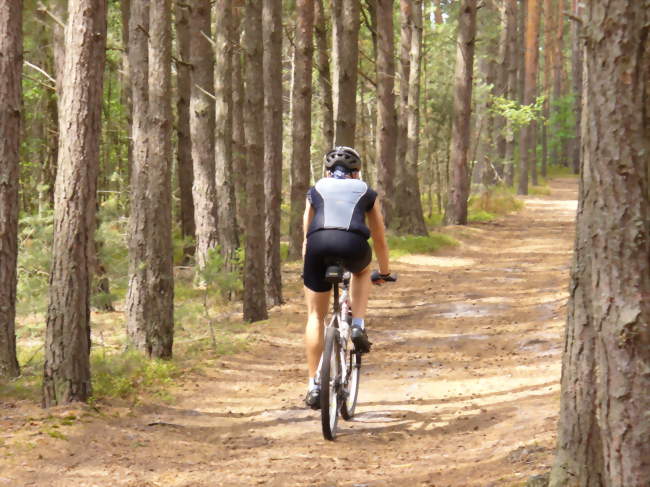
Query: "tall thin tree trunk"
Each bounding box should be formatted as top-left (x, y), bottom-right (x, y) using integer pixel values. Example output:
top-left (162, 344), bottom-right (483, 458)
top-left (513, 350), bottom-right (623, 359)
top-left (126, 0), bottom-right (174, 358)
top-left (395, 0), bottom-right (411, 193)
top-left (518, 0), bottom-right (540, 195)
top-left (231, 3), bottom-right (246, 236)
top-left (550, 2), bottom-right (650, 483)
top-left (288, 0), bottom-right (315, 261)
top-left (189, 0), bottom-right (218, 270)
top-left (43, 0), bottom-right (107, 406)
top-left (444, 0), bottom-right (477, 225)
top-left (314, 0), bottom-right (334, 150)
top-left (375, 0), bottom-right (397, 225)
top-left (174, 2), bottom-right (196, 263)
top-left (398, 0), bottom-right (427, 235)
top-left (263, 0), bottom-right (283, 306)
top-left (504, 0), bottom-right (518, 186)
top-left (331, 0), bottom-right (360, 146)
top-left (214, 0), bottom-right (239, 266)
top-left (242, 0), bottom-right (268, 322)
top-left (0, 0), bottom-right (22, 379)
top-left (145, 0), bottom-right (174, 356)
top-left (569, 0), bottom-right (582, 175)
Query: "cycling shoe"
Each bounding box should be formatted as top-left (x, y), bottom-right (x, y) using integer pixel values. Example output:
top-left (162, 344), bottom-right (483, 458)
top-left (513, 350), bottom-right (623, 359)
top-left (351, 326), bottom-right (372, 353)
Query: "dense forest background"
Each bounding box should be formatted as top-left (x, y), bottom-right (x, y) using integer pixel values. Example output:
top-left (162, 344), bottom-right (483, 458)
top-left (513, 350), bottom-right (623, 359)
top-left (2, 0), bottom-right (649, 485)
top-left (3, 0), bottom-right (580, 399)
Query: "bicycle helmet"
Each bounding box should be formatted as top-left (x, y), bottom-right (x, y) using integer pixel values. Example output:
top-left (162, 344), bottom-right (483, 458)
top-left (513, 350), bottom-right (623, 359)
top-left (324, 146), bottom-right (362, 172)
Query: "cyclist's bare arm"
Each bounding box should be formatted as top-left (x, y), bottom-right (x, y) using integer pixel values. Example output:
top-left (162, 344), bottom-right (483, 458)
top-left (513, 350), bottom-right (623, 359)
top-left (367, 198), bottom-right (390, 275)
top-left (302, 199), bottom-right (314, 258)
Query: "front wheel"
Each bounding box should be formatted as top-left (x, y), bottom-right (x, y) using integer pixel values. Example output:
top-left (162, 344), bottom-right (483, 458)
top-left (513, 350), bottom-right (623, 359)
top-left (320, 326), bottom-right (340, 441)
top-left (340, 346), bottom-right (361, 420)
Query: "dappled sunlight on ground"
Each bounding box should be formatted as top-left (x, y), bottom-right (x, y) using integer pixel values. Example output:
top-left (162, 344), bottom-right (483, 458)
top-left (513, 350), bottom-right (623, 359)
top-left (1, 179), bottom-right (578, 487)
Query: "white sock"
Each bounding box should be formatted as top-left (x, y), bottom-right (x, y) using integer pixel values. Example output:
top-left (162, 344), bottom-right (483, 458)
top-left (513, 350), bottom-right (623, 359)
top-left (308, 377), bottom-right (317, 390)
top-left (352, 317), bottom-right (365, 329)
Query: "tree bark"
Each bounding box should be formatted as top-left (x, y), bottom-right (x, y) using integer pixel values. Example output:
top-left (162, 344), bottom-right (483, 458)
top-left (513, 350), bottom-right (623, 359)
top-left (504, 0), bottom-right (518, 186)
top-left (397, 0), bottom-right (427, 235)
top-left (288, 0), bottom-right (315, 261)
top-left (126, 0), bottom-right (174, 358)
top-left (569, 0), bottom-right (582, 175)
top-left (242, 0), bottom-right (268, 322)
top-left (263, 0), bottom-right (284, 306)
top-left (314, 0), bottom-right (334, 150)
top-left (174, 2), bottom-right (196, 263)
top-left (43, 0), bottom-right (107, 406)
top-left (374, 0), bottom-right (397, 225)
top-left (189, 0), bottom-right (218, 270)
top-left (444, 0), bottom-right (477, 226)
top-left (231, 3), bottom-right (246, 236)
top-left (214, 0), bottom-right (240, 267)
top-left (0, 0), bottom-right (22, 379)
top-left (331, 0), bottom-right (360, 146)
top-left (395, 0), bottom-right (411, 195)
top-left (517, 0), bottom-right (540, 195)
top-left (550, 2), bottom-right (650, 484)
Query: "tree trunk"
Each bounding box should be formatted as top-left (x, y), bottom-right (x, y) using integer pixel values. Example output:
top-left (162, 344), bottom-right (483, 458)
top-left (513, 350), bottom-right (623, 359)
top-left (242, 0), bottom-right (268, 322)
top-left (433, 0), bottom-right (443, 24)
top-left (331, 0), bottom-right (360, 146)
top-left (542, 0), bottom-right (554, 173)
top-left (214, 0), bottom-right (239, 267)
top-left (569, 0), bottom-right (582, 175)
top-left (189, 0), bottom-right (218, 270)
top-left (394, 0), bottom-right (411, 200)
top-left (314, 0), bottom-right (334, 150)
top-left (397, 0), bottom-right (427, 235)
top-left (263, 0), bottom-right (283, 306)
top-left (517, 0), bottom-right (540, 195)
top-left (231, 3), bottom-right (246, 236)
top-left (550, 3), bottom-right (650, 484)
top-left (126, 0), bottom-right (174, 358)
top-left (504, 0), bottom-right (518, 186)
top-left (374, 0), bottom-right (397, 225)
top-left (444, 0), bottom-right (477, 226)
top-left (288, 0), bottom-right (315, 261)
top-left (0, 0), bottom-right (22, 379)
top-left (174, 2), bottom-right (196, 263)
top-left (42, 0), bottom-right (107, 406)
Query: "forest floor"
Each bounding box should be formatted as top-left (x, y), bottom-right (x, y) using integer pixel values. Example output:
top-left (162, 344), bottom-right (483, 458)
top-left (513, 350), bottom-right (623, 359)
top-left (1, 178), bottom-right (578, 487)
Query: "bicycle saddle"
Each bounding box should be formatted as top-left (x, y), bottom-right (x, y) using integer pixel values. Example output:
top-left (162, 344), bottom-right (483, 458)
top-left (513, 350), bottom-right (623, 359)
top-left (324, 264), bottom-right (344, 283)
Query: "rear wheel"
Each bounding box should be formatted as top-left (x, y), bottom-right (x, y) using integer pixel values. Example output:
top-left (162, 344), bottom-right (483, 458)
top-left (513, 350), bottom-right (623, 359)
top-left (340, 346), bottom-right (361, 420)
top-left (320, 326), bottom-right (340, 441)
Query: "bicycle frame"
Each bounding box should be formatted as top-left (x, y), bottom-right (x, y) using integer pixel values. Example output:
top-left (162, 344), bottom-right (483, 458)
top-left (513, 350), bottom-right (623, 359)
top-left (315, 273), bottom-right (352, 392)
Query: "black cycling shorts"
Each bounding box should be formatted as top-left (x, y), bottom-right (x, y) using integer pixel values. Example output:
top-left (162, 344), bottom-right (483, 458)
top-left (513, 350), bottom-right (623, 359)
top-left (303, 229), bottom-right (372, 292)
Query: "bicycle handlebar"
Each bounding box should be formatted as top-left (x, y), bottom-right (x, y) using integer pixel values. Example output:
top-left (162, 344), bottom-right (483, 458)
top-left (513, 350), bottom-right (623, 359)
top-left (371, 270), bottom-right (397, 284)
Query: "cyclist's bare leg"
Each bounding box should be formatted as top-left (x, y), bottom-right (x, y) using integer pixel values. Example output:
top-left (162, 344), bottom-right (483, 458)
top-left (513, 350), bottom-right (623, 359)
top-left (350, 264), bottom-right (371, 319)
top-left (304, 286), bottom-right (331, 377)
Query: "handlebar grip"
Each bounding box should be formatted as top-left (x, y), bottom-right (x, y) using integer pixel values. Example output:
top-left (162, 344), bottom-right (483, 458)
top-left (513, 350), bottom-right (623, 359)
top-left (371, 270), bottom-right (397, 283)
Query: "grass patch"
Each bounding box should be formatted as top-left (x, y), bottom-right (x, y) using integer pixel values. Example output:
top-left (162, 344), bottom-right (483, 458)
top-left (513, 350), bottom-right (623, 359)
top-left (469, 186), bottom-right (524, 220)
top-left (529, 185), bottom-right (552, 196)
top-left (90, 349), bottom-right (179, 403)
top-left (468, 210), bottom-right (496, 223)
top-left (386, 233), bottom-right (458, 258)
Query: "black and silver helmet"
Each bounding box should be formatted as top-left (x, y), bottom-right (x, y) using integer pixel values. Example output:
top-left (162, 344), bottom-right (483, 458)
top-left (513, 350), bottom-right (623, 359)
top-left (324, 146), bottom-right (362, 172)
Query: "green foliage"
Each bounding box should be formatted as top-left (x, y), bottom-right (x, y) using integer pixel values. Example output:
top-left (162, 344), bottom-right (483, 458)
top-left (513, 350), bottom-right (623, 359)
top-left (90, 349), bottom-right (178, 402)
top-left (468, 186), bottom-right (524, 219)
top-left (547, 94), bottom-right (576, 158)
top-left (197, 247), bottom-right (243, 299)
top-left (386, 234), bottom-right (458, 259)
top-left (16, 210), bottom-right (54, 315)
top-left (491, 95), bottom-right (546, 129)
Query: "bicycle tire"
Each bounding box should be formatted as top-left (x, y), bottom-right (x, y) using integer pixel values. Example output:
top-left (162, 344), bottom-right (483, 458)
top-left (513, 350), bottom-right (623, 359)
top-left (320, 326), bottom-right (340, 441)
top-left (340, 346), bottom-right (361, 420)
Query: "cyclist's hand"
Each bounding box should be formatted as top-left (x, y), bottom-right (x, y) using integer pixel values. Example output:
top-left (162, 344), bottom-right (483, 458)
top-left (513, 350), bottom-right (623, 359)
top-left (371, 270), bottom-right (397, 285)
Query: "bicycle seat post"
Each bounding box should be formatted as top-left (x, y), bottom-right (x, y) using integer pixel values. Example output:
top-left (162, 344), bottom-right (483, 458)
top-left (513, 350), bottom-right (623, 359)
top-left (324, 264), bottom-right (344, 320)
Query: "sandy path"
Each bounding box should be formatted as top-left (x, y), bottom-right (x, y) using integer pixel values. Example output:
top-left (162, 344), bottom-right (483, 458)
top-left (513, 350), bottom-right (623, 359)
top-left (1, 179), bottom-right (578, 487)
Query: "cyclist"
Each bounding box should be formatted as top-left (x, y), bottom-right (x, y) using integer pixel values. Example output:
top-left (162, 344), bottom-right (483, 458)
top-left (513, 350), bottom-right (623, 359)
top-left (302, 146), bottom-right (393, 409)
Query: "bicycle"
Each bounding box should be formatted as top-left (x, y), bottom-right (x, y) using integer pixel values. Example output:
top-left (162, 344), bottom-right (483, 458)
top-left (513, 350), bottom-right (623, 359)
top-left (316, 263), bottom-right (396, 441)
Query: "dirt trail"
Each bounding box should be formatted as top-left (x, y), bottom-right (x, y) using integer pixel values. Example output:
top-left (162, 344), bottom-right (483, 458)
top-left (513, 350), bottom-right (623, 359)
top-left (1, 179), bottom-right (578, 487)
